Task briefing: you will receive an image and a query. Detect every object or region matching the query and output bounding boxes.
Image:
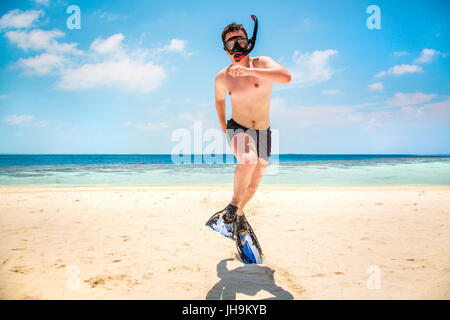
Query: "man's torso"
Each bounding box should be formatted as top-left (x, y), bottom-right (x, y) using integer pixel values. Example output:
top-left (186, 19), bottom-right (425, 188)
top-left (220, 57), bottom-right (272, 129)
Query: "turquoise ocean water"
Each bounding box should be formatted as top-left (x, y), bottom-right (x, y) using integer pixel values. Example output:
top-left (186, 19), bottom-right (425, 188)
top-left (0, 154), bottom-right (449, 186)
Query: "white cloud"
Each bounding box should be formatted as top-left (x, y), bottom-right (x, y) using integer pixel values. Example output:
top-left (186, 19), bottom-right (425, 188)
top-left (400, 99), bottom-right (450, 122)
top-left (419, 99), bottom-right (450, 121)
top-left (173, 110), bottom-right (216, 129)
top-left (386, 92), bottom-right (436, 106)
top-left (5, 31), bottom-right (167, 92)
top-left (3, 22), bottom-right (187, 94)
top-left (33, 0), bottom-right (50, 6)
top-left (55, 34), bottom-right (192, 93)
top-left (414, 48), bottom-right (444, 63)
top-left (3, 114), bottom-right (35, 125)
top-left (392, 51), bottom-right (408, 57)
top-left (28, 120), bottom-right (49, 127)
top-left (0, 9), bottom-right (44, 29)
top-left (369, 82), bottom-right (383, 91)
top-left (124, 121), bottom-right (169, 131)
top-left (366, 117), bottom-right (382, 130)
top-left (290, 49), bottom-right (338, 87)
top-left (153, 38), bottom-right (191, 56)
top-left (347, 113), bottom-right (364, 122)
top-left (375, 64), bottom-right (423, 77)
top-left (98, 11), bottom-right (129, 21)
top-left (145, 105), bottom-right (166, 116)
top-left (90, 33), bottom-right (124, 55)
top-left (322, 89), bottom-right (343, 95)
top-left (58, 60), bottom-right (166, 93)
top-left (270, 97), bottom-right (371, 130)
top-left (302, 18), bottom-right (311, 28)
top-left (165, 38), bottom-right (187, 52)
top-left (401, 105), bottom-right (426, 116)
top-left (271, 95), bottom-right (450, 143)
top-left (3, 114), bottom-right (49, 127)
top-left (18, 53), bottom-right (66, 75)
top-left (5, 29), bottom-right (80, 54)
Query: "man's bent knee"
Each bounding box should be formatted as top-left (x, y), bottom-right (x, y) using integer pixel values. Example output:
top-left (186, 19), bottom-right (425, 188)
top-left (236, 162), bottom-right (257, 174)
top-left (237, 151), bottom-right (258, 165)
top-left (258, 157), bottom-right (269, 168)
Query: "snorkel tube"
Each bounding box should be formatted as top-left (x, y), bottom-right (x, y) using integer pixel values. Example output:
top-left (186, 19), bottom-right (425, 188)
top-left (228, 14), bottom-right (258, 62)
top-left (246, 15), bottom-right (258, 55)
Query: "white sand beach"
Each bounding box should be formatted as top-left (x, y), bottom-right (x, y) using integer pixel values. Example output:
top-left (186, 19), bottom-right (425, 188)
top-left (0, 185), bottom-right (449, 299)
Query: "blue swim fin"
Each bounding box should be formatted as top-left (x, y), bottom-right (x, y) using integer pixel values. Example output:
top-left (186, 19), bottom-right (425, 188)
top-left (206, 206), bottom-right (264, 264)
top-left (205, 204), bottom-right (238, 240)
top-left (235, 218), bottom-right (263, 264)
top-left (205, 211), bottom-right (234, 240)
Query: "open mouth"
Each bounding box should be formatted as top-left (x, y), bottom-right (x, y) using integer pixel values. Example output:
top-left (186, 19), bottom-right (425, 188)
top-left (234, 52), bottom-right (244, 60)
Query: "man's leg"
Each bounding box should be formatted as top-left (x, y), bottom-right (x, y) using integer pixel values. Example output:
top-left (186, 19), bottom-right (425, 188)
top-left (236, 157), bottom-right (268, 215)
top-left (229, 133), bottom-right (259, 215)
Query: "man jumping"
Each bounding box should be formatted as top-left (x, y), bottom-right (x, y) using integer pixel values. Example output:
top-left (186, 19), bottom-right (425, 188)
top-left (206, 15), bottom-right (291, 263)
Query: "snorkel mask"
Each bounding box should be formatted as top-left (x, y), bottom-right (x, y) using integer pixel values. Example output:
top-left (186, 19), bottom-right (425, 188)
top-left (223, 14), bottom-right (258, 62)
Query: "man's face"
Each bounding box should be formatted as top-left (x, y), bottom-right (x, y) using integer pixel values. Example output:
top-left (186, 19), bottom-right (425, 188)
top-left (224, 30), bottom-right (248, 61)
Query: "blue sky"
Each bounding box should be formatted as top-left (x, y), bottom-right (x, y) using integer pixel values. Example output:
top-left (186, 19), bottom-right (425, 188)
top-left (0, 0), bottom-right (449, 154)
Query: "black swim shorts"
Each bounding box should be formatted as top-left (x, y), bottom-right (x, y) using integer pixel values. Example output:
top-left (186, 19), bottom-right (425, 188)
top-left (225, 118), bottom-right (272, 161)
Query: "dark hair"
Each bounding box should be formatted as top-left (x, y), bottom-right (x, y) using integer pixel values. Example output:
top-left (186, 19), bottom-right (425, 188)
top-left (221, 23), bottom-right (248, 43)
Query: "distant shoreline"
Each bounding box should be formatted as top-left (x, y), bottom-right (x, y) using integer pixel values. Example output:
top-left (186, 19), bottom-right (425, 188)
top-left (1, 153), bottom-right (449, 167)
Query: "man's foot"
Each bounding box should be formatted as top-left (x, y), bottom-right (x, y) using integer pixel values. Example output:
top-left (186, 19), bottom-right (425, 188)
top-left (235, 214), bottom-right (249, 238)
top-left (205, 203), bottom-right (238, 240)
top-left (233, 213), bottom-right (263, 264)
top-left (220, 203), bottom-right (238, 224)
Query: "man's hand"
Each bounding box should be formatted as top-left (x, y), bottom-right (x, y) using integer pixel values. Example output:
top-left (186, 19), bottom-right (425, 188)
top-left (228, 65), bottom-right (251, 78)
top-left (228, 57), bottom-right (292, 84)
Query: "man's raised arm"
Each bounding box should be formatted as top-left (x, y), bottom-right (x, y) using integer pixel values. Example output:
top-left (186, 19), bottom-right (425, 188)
top-left (228, 56), bottom-right (291, 84)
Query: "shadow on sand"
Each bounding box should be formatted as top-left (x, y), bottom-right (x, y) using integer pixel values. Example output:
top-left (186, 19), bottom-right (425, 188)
top-left (206, 258), bottom-right (294, 300)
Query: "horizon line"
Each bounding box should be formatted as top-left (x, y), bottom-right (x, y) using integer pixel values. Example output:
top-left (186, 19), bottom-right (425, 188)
top-left (0, 153), bottom-right (449, 156)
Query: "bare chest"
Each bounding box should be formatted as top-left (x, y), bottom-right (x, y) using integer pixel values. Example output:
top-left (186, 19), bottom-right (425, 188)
top-left (225, 76), bottom-right (269, 100)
